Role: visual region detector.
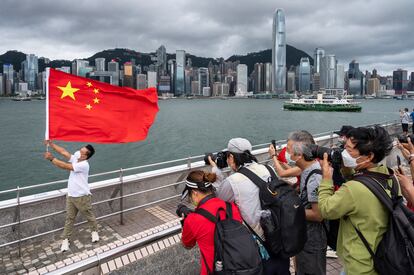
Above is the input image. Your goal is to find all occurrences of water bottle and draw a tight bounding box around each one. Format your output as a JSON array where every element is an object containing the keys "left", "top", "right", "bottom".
[{"left": 215, "top": 260, "right": 223, "bottom": 271}]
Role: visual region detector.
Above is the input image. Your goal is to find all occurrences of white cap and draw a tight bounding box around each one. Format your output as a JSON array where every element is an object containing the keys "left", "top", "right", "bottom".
[{"left": 227, "top": 138, "right": 252, "bottom": 153}]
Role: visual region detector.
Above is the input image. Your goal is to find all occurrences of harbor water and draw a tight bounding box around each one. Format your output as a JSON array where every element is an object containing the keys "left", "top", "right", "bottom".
[{"left": 0, "top": 98, "right": 406, "bottom": 193}]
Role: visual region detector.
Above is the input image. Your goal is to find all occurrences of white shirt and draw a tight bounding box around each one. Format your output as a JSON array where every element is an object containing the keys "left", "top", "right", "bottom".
[
  {"left": 401, "top": 112, "right": 410, "bottom": 124},
  {"left": 213, "top": 162, "right": 276, "bottom": 239},
  {"left": 67, "top": 154, "right": 91, "bottom": 197}
]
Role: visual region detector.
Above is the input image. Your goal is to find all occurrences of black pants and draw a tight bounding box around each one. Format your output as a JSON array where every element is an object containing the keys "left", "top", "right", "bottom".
[{"left": 263, "top": 256, "right": 290, "bottom": 275}]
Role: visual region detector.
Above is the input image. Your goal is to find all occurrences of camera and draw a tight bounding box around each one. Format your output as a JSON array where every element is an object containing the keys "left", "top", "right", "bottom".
[
  {"left": 306, "top": 144, "right": 343, "bottom": 166},
  {"left": 398, "top": 134, "right": 414, "bottom": 144},
  {"left": 204, "top": 151, "right": 228, "bottom": 169},
  {"left": 176, "top": 204, "right": 193, "bottom": 218}
]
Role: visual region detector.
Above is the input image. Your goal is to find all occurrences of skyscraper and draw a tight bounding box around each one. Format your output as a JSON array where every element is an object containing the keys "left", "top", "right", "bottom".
[
  {"left": 298, "top": 58, "right": 311, "bottom": 92},
  {"left": 156, "top": 45, "right": 167, "bottom": 76},
  {"left": 136, "top": 74, "right": 147, "bottom": 90},
  {"left": 108, "top": 60, "right": 119, "bottom": 86},
  {"left": 3, "top": 64, "right": 14, "bottom": 95},
  {"left": 393, "top": 69, "right": 408, "bottom": 95},
  {"left": 336, "top": 64, "right": 345, "bottom": 89},
  {"left": 123, "top": 62, "right": 134, "bottom": 88},
  {"left": 23, "top": 54, "right": 38, "bottom": 91},
  {"left": 147, "top": 71, "right": 157, "bottom": 88},
  {"left": 314, "top": 48, "right": 325, "bottom": 74},
  {"left": 272, "top": 9, "right": 286, "bottom": 94},
  {"left": 95, "top": 58, "right": 105, "bottom": 72},
  {"left": 71, "top": 59, "right": 89, "bottom": 76},
  {"left": 236, "top": 64, "right": 248, "bottom": 96},
  {"left": 287, "top": 71, "right": 296, "bottom": 92},
  {"left": 320, "top": 55, "right": 337, "bottom": 89},
  {"left": 264, "top": 63, "right": 272, "bottom": 92},
  {"left": 175, "top": 50, "right": 186, "bottom": 97},
  {"left": 198, "top": 68, "right": 209, "bottom": 96},
  {"left": 254, "top": 63, "right": 264, "bottom": 93}
]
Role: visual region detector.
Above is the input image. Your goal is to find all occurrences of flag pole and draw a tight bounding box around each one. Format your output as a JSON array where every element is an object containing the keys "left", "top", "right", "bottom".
[{"left": 45, "top": 68, "right": 50, "bottom": 152}]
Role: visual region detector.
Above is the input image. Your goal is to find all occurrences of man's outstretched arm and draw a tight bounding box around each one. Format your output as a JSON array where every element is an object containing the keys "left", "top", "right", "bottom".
[
  {"left": 44, "top": 152, "right": 74, "bottom": 171},
  {"left": 44, "top": 140, "right": 71, "bottom": 160}
]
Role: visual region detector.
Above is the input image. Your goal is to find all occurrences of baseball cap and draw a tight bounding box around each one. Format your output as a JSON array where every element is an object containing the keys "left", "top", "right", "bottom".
[
  {"left": 334, "top": 125, "right": 354, "bottom": 136},
  {"left": 227, "top": 138, "right": 252, "bottom": 153},
  {"left": 181, "top": 179, "right": 213, "bottom": 200}
]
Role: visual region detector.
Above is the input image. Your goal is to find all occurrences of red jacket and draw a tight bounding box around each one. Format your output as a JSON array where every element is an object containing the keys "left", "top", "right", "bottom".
[{"left": 181, "top": 197, "right": 242, "bottom": 275}]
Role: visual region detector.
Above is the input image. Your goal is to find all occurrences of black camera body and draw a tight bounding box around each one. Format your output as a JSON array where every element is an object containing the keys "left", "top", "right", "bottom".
[
  {"left": 306, "top": 144, "right": 343, "bottom": 166},
  {"left": 204, "top": 151, "right": 228, "bottom": 169},
  {"left": 176, "top": 204, "right": 193, "bottom": 218},
  {"left": 398, "top": 134, "right": 414, "bottom": 144}
]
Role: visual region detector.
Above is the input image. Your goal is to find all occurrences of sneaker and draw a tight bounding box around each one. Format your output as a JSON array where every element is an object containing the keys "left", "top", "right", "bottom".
[
  {"left": 61, "top": 239, "right": 69, "bottom": 252},
  {"left": 91, "top": 231, "right": 99, "bottom": 243}
]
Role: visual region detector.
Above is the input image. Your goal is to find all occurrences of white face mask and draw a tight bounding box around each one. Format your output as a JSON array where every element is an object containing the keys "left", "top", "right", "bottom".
[
  {"left": 285, "top": 151, "right": 297, "bottom": 166},
  {"left": 74, "top": 150, "right": 81, "bottom": 159},
  {"left": 341, "top": 150, "right": 362, "bottom": 168}
]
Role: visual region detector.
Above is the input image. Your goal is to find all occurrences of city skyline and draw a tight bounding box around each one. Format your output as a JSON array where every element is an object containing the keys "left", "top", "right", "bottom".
[{"left": 0, "top": 0, "right": 413, "bottom": 76}]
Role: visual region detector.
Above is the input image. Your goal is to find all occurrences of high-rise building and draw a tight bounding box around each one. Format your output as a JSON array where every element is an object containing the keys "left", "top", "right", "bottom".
[
  {"left": 236, "top": 64, "right": 248, "bottom": 96},
  {"left": 367, "top": 78, "right": 380, "bottom": 95},
  {"left": 212, "top": 82, "right": 230, "bottom": 96},
  {"left": 253, "top": 63, "right": 263, "bottom": 93},
  {"left": 95, "top": 58, "right": 105, "bottom": 71},
  {"left": 348, "top": 79, "right": 362, "bottom": 95},
  {"left": 287, "top": 71, "right": 296, "bottom": 92},
  {"left": 123, "top": 62, "right": 134, "bottom": 88},
  {"left": 136, "top": 74, "right": 147, "bottom": 89},
  {"left": 410, "top": 72, "right": 414, "bottom": 91},
  {"left": 298, "top": 58, "right": 311, "bottom": 92},
  {"left": 0, "top": 74, "right": 4, "bottom": 96},
  {"left": 3, "top": 64, "right": 14, "bottom": 95},
  {"left": 23, "top": 54, "right": 38, "bottom": 91},
  {"left": 393, "top": 69, "right": 408, "bottom": 95},
  {"left": 71, "top": 59, "right": 89, "bottom": 76},
  {"left": 56, "top": 67, "right": 71, "bottom": 74},
  {"left": 108, "top": 60, "right": 119, "bottom": 86},
  {"left": 191, "top": 81, "right": 199, "bottom": 95},
  {"left": 320, "top": 55, "right": 336, "bottom": 89},
  {"left": 175, "top": 50, "right": 186, "bottom": 97},
  {"left": 314, "top": 48, "right": 325, "bottom": 74},
  {"left": 198, "top": 68, "right": 209, "bottom": 96},
  {"left": 156, "top": 45, "right": 167, "bottom": 76},
  {"left": 336, "top": 64, "right": 345, "bottom": 89},
  {"left": 158, "top": 75, "right": 171, "bottom": 94},
  {"left": 272, "top": 9, "right": 286, "bottom": 94},
  {"left": 312, "top": 73, "right": 320, "bottom": 92},
  {"left": 348, "top": 60, "right": 361, "bottom": 80},
  {"left": 264, "top": 63, "right": 272, "bottom": 92},
  {"left": 147, "top": 71, "right": 157, "bottom": 88}
]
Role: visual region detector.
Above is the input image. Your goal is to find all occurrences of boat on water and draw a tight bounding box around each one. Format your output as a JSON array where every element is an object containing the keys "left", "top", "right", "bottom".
[
  {"left": 12, "top": 96, "right": 31, "bottom": 101},
  {"left": 283, "top": 93, "right": 362, "bottom": 112}
]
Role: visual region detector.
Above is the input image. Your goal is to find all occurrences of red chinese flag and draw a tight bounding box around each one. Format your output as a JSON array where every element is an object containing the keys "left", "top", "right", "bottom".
[{"left": 46, "top": 68, "right": 159, "bottom": 143}]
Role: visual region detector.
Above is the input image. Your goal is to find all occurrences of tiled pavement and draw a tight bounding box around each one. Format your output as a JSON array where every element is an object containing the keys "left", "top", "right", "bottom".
[{"left": 1, "top": 197, "right": 343, "bottom": 274}]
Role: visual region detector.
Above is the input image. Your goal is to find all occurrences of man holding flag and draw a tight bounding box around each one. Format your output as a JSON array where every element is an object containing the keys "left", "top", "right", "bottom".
[
  {"left": 43, "top": 67, "right": 159, "bottom": 251},
  {"left": 44, "top": 141, "right": 98, "bottom": 252}
]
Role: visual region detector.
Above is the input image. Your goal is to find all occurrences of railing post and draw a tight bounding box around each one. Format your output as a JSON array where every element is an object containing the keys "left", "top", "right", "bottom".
[
  {"left": 119, "top": 169, "right": 124, "bottom": 225},
  {"left": 187, "top": 157, "right": 191, "bottom": 169},
  {"left": 330, "top": 131, "right": 334, "bottom": 148},
  {"left": 16, "top": 186, "right": 22, "bottom": 257}
]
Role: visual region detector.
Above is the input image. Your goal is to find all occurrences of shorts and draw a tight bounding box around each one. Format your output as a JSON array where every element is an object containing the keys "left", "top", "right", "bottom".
[{"left": 402, "top": 123, "right": 409, "bottom": 132}]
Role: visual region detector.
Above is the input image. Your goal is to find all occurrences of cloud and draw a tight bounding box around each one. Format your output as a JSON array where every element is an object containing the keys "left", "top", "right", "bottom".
[{"left": 0, "top": 0, "right": 413, "bottom": 75}]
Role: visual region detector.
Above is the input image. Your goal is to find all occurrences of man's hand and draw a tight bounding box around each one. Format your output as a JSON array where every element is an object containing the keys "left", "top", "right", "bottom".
[
  {"left": 269, "top": 144, "right": 276, "bottom": 158},
  {"left": 320, "top": 153, "right": 333, "bottom": 181},
  {"left": 44, "top": 152, "right": 54, "bottom": 161},
  {"left": 44, "top": 140, "right": 52, "bottom": 146}
]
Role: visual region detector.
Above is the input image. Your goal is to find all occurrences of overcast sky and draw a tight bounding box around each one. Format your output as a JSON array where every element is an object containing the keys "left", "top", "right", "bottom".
[{"left": 1, "top": 0, "right": 412, "bottom": 75}]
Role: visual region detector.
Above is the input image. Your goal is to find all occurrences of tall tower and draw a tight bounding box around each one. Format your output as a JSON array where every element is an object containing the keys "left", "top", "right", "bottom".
[
  {"left": 272, "top": 9, "right": 286, "bottom": 94},
  {"left": 314, "top": 48, "right": 325, "bottom": 74}
]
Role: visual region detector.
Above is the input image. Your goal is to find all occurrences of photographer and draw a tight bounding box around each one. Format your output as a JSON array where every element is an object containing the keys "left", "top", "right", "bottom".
[
  {"left": 178, "top": 170, "right": 243, "bottom": 275},
  {"left": 318, "top": 126, "right": 394, "bottom": 274},
  {"left": 396, "top": 137, "right": 414, "bottom": 207},
  {"left": 209, "top": 138, "right": 290, "bottom": 275}
]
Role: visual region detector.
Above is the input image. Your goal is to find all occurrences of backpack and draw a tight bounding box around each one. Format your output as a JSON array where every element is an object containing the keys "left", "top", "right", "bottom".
[
  {"left": 304, "top": 169, "right": 339, "bottom": 251},
  {"left": 238, "top": 164, "right": 307, "bottom": 257},
  {"left": 196, "top": 202, "right": 263, "bottom": 275},
  {"left": 352, "top": 170, "right": 414, "bottom": 275}
]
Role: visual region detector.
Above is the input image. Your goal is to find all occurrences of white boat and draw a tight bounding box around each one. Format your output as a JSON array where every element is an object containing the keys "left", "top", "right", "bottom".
[{"left": 283, "top": 93, "right": 362, "bottom": 112}]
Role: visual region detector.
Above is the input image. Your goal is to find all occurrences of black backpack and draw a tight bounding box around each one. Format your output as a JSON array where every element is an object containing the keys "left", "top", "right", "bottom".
[
  {"left": 196, "top": 202, "right": 263, "bottom": 275},
  {"left": 304, "top": 169, "right": 339, "bottom": 251},
  {"left": 352, "top": 170, "right": 414, "bottom": 275},
  {"left": 238, "top": 165, "right": 307, "bottom": 257}
]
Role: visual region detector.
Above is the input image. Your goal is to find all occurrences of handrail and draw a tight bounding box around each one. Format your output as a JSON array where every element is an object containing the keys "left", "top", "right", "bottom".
[{"left": 0, "top": 119, "right": 400, "bottom": 196}]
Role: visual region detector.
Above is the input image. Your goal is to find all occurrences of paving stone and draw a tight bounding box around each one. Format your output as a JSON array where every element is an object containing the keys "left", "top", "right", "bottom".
[
  {"left": 114, "top": 258, "right": 123, "bottom": 269},
  {"left": 107, "top": 260, "right": 116, "bottom": 271},
  {"left": 121, "top": 255, "right": 130, "bottom": 265},
  {"left": 127, "top": 252, "right": 136, "bottom": 262},
  {"left": 101, "top": 263, "right": 109, "bottom": 274}
]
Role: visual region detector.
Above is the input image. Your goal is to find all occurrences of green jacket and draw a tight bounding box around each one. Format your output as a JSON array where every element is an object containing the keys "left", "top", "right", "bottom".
[{"left": 318, "top": 165, "right": 392, "bottom": 275}]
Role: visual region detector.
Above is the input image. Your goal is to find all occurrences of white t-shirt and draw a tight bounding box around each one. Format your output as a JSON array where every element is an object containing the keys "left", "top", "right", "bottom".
[{"left": 67, "top": 154, "right": 91, "bottom": 197}]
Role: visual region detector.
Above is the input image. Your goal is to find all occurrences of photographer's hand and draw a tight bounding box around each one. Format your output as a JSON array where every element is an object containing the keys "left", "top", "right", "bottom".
[
  {"left": 208, "top": 156, "right": 217, "bottom": 167},
  {"left": 320, "top": 153, "right": 333, "bottom": 181},
  {"left": 269, "top": 144, "right": 276, "bottom": 158}
]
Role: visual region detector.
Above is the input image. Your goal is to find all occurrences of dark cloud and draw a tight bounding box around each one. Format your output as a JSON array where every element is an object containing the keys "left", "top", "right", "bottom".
[{"left": 0, "top": 0, "right": 412, "bottom": 75}]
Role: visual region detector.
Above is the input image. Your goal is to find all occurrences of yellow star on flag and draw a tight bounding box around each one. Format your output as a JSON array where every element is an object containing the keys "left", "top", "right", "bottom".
[
  {"left": 93, "top": 88, "right": 99, "bottom": 94},
  {"left": 86, "top": 104, "right": 92, "bottom": 110},
  {"left": 93, "top": 98, "right": 100, "bottom": 104},
  {"left": 86, "top": 82, "right": 93, "bottom": 87},
  {"left": 57, "top": 81, "right": 80, "bottom": 100}
]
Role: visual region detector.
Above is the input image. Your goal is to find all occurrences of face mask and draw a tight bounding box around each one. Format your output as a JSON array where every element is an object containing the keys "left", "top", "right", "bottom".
[
  {"left": 341, "top": 150, "right": 362, "bottom": 168},
  {"left": 285, "top": 151, "right": 297, "bottom": 166},
  {"left": 74, "top": 150, "right": 81, "bottom": 159}
]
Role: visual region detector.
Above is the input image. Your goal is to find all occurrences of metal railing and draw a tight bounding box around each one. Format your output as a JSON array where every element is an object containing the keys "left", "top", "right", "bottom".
[{"left": 0, "top": 120, "right": 402, "bottom": 257}]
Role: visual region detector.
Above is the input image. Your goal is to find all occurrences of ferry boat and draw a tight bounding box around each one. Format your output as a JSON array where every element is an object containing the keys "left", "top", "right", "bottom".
[{"left": 283, "top": 93, "right": 362, "bottom": 112}]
